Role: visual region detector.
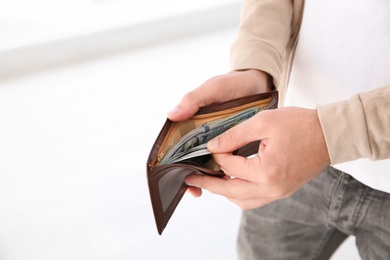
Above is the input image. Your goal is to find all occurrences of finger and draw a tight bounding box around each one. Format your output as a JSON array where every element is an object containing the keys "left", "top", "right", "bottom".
[
  {"left": 186, "top": 174, "right": 232, "bottom": 198},
  {"left": 167, "top": 83, "right": 226, "bottom": 122},
  {"left": 213, "top": 153, "right": 262, "bottom": 183},
  {"left": 186, "top": 186, "right": 202, "bottom": 197},
  {"left": 207, "top": 113, "right": 265, "bottom": 153},
  {"left": 185, "top": 174, "right": 261, "bottom": 200}
]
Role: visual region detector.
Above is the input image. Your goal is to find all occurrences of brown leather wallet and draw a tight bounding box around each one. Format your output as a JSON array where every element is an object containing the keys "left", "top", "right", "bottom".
[{"left": 147, "top": 91, "right": 278, "bottom": 234}]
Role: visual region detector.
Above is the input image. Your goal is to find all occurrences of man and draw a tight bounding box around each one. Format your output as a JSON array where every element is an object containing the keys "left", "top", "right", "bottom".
[{"left": 168, "top": 0, "right": 390, "bottom": 258}]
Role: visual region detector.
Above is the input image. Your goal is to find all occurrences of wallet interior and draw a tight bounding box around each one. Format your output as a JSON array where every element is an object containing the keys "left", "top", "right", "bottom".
[{"left": 151, "top": 95, "right": 274, "bottom": 170}]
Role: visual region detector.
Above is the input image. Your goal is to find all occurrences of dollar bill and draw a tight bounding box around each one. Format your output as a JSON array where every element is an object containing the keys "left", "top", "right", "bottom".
[
  {"left": 162, "top": 143, "right": 210, "bottom": 164},
  {"left": 160, "top": 107, "right": 259, "bottom": 165}
]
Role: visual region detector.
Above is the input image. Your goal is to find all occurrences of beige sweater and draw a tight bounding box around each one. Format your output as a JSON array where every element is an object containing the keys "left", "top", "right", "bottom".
[{"left": 230, "top": 0, "right": 390, "bottom": 165}]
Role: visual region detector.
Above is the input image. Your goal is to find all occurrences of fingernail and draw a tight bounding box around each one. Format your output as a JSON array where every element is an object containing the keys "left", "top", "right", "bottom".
[
  {"left": 207, "top": 137, "right": 219, "bottom": 151},
  {"left": 185, "top": 181, "right": 195, "bottom": 187},
  {"left": 167, "top": 106, "right": 180, "bottom": 117}
]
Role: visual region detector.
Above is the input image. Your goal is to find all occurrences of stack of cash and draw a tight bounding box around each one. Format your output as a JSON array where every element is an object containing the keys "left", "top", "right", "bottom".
[{"left": 160, "top": 107, "right": 259, "bottom": 165}]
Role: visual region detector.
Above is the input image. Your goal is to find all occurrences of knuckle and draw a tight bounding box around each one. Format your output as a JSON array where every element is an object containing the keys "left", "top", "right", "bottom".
[
  {"left": 181, "top": 91, "right": 196, "bottom": 105},
  {"left": 223, "top": 128, "right": 239, "bottom": 145},
  {"left": 198, "top": 175, "right": 208, "bottom": 188},
  {"left": 205, "top": 75, "right": 224, "bottom": 88}
]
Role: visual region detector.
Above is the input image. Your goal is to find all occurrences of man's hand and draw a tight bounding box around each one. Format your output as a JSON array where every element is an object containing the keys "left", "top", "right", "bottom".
[
  {"left": 184, "top": 107, "right": 331, "bottom": 209},
  {"left": 168, "top": 69, "right": 272, "bottom": 197}
]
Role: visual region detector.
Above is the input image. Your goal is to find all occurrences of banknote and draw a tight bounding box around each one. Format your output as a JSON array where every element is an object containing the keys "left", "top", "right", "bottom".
[
  {"left": 160, "top": 107, "right": 259, "bottom": 165},
  {"left": 162, "top": 143, "right": 210, "bottom": 164}
]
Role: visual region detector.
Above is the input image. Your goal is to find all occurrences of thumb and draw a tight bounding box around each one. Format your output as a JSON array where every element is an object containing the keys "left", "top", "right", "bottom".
[
  {"left": 207, "top": 116, "right": 262, "bottom": 153},
  {"left": 167, "top": 105, "right": 198, "bottom": 122},
  {"left": 167, "top": 85, "right": 221, "bottom": 122}
]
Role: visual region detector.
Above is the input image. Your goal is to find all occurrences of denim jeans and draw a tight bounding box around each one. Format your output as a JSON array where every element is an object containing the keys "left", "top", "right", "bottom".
[{"left": 237, "top": 166, "right": 390, "bottom": 260}]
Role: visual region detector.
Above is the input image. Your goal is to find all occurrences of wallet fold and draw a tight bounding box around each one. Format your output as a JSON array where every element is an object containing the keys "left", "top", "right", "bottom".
[{"left": 147, "top": 91, "right": 278, "bottom": 235}]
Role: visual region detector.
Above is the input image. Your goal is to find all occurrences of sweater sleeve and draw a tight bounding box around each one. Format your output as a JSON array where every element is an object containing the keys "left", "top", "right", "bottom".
[
  {"left": 230, "top": 0, "right": 294, "bottom": 88},
  {"left": 317, "top": 85, "right": 390, "bottom": 164}
]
